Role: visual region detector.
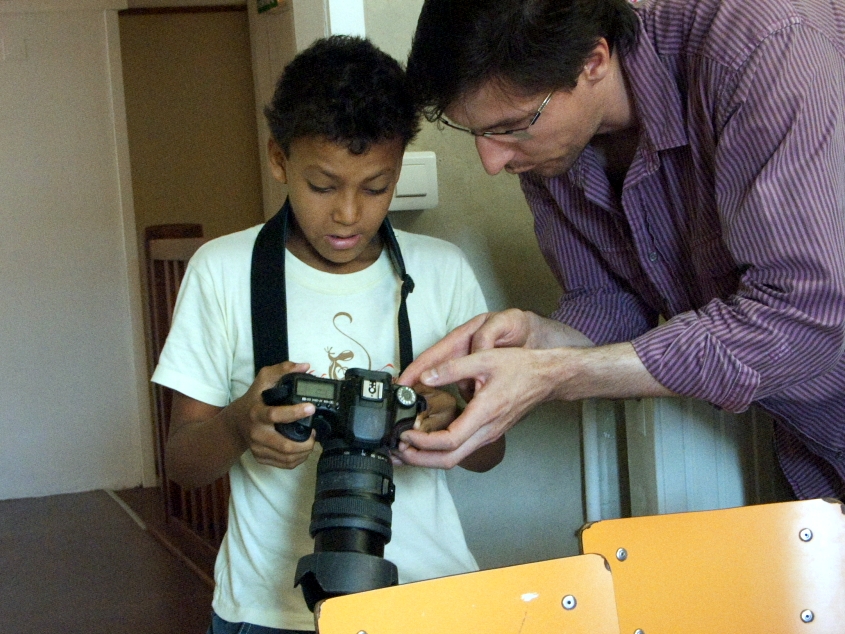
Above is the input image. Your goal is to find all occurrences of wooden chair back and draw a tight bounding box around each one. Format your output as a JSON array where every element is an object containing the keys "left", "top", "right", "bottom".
[{"left": 144, "top": 224, "right": 229, "bottom": 549}]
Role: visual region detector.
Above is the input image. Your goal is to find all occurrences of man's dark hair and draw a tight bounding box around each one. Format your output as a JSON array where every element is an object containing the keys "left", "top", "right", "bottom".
[
  {"left": 406, "top": 0, "right": 640, "bottom": 120},
  {"left": 265, "top": 35, "right": 420, "bottom": 155}
]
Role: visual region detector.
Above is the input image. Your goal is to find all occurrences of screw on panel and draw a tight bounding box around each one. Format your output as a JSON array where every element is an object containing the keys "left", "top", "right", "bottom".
[
  {"left": 562, "top": 595, "right": 577, "bottom": 610},
  {"left": 634, "top": 629, "right": 645, "bottom": 634},
  {"left": 801, "top": 610, "right": 814, "bottom": 623},
  {"left": 616, "top": 548, "right": 628, "bottom": 561},
  {"left": 799, "top": 528, "right": 813, "bottom": 542}
]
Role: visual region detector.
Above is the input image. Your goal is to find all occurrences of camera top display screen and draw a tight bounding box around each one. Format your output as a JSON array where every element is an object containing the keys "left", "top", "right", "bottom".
[{"left": 296, "top": 378, "right": 336, "bottom": 401}]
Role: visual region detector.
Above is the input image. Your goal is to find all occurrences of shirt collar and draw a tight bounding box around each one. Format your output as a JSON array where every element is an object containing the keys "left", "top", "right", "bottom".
[
  {"left": 622, "top": 14, "right": 689, "bottom": 153},
  {"left": 562, "top": 11, "right": 688, "bottom": 190}
]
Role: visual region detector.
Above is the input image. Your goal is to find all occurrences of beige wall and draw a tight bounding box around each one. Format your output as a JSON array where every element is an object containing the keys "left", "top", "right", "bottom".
[
  {"left": 0, "top": 2, "right": 153, "bottom": 499},
  {"left": 120, "top": 8, "right": 264, "bottom": 241},
  {"left": 365, "top": 0, "right": 586, "bottom": 566}
]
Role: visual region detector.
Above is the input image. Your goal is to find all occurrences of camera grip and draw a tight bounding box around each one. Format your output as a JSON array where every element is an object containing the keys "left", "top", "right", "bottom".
[
  {"left": 261, "top": 383, "right": 313, "bottom": 442},
  {"left": 274, "top": 421, "right": 313, "bottom": 442}
]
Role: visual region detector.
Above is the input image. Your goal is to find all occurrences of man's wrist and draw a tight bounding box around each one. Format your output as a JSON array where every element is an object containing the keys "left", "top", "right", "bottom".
[{"left": 543, "top": 342, "right": 672, "bottom": 402}]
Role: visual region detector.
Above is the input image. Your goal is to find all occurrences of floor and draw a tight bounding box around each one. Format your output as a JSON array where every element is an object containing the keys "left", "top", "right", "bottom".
[{"left": 0, "top": 489, "right": 214, "bottom": 634}]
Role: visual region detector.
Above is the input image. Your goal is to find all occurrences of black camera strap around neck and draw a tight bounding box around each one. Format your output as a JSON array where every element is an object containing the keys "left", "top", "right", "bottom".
[{"left": 251, "top": 198, "right": 415, "bottom": 377}]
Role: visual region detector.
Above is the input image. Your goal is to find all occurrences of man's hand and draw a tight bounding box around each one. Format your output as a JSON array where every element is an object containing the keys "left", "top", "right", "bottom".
[
  {"left": 394, "top": 309, "right": 666, "bottom": 469},
  {"left": 395, "top": 383, "right": 507, "bottom": 473},
  {"left": 395, "top": 310, "right": 557, "bottom": 469},
  {"left": 395, "top": 346, "right": 555, "bottom": 468},
  {"left": 398, "top": 310, "right": 538, "bottom": 401}
]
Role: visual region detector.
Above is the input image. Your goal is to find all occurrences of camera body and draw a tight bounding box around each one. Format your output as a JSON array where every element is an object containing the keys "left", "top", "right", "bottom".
[
  {"left": 262, "top": 368, "right": 426, "bottom": 612},
  {"left": 262, "top": 368, "right": 425, "bottom": 448}
]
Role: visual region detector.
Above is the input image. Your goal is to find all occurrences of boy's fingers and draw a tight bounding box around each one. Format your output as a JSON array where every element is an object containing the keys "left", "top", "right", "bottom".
[{"left": 265, "top": 401, "right": 315, "bottom": 424}]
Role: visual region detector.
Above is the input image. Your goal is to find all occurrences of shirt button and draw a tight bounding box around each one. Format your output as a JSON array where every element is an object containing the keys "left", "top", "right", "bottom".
[{"left": 648, "top": 251, "right": 659, "bottom": 262}]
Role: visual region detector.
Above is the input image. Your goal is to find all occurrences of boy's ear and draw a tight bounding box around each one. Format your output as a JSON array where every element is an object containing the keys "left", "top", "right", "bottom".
[{"left": 267, "top": 138, "right": 288, "bottom": 184}]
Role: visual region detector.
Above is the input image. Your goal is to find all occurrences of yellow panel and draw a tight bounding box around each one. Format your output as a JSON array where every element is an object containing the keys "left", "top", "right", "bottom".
[
  {"left": 316, "top": 553, "right": 620, "bottom": 634},
  {"left": 580, "top": 498, "right": 845, "bottom": 634}
]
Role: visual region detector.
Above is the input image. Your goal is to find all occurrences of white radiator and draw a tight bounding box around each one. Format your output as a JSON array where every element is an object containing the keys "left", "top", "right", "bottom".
[{"left": 582, "top": 398, "right": 786, "bottom": 521}]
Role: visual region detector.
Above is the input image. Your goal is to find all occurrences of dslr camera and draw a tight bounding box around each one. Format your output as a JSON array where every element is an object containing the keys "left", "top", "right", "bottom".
[{"left": 262, "top": 367, "right": 426, "bottom": 611}]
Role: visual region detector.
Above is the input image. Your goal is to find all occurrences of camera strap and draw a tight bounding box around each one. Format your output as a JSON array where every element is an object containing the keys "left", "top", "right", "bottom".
[{"left": 251, "top": 198, "right": 415, "bottom": 376}]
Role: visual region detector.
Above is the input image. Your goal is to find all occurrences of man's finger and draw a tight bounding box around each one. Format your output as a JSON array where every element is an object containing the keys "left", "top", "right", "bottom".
[
  {"left": 393, "top": 437, "right": 477, "bottom": 469},
  {"left": 399, "top": 390, "right": 492, "bottom": 451},
  {"left": 394, "top": 446, "right": 462, "bottom": 469},
  {"left": 398, "top": 313, "right": 489, "bottom": 386}
]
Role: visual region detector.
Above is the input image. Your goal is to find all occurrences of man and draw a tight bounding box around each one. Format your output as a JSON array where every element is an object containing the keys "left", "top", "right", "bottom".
[{"left": 395, "top": 0, "right": 845, "bottom": 501}]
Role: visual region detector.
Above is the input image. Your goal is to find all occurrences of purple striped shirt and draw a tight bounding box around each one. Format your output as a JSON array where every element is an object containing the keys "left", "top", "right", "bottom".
[{"left": 520, "top": 0, "right": 845, "bottom": 499}]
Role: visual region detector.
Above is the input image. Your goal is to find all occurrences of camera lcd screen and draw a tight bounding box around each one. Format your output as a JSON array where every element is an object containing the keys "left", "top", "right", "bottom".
[{"left": 296, "top": 379, "right": 336, "bottom": 400}]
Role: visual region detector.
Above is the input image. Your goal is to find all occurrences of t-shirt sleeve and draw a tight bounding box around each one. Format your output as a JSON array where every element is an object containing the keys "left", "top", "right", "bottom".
[
  {"left": 151, "top": 250, "right": 233, "bottom": 408},
  {"left": 447, "top": 249, "right": 489, "bottom": 331}
]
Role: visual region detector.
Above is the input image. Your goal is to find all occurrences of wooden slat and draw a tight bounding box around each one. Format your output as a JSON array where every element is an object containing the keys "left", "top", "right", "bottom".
[
  {"left": 148, "top": 237, "right": 208, "bottom": 261},
  {"left": 144, "top": 224, "right": 229, "bottom": 551}
]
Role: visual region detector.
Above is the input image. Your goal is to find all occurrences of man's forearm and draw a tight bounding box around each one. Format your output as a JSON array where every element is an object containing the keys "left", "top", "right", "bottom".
[{"left": 541, "top": 341, "right": 675, "bottom": 402}]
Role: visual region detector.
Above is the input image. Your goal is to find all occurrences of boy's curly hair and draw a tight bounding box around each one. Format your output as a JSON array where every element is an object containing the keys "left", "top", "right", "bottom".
[{"left": 265, "top": 35, "right": 420, "bottom": 155}]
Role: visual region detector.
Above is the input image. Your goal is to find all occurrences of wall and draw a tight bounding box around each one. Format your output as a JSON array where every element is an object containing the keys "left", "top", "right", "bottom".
[
  {"left": 0, "top": 1, "right": 152, "bottom": 499},
  {"left": 363, "top": 0, "right": 586, "bottom": 567}
]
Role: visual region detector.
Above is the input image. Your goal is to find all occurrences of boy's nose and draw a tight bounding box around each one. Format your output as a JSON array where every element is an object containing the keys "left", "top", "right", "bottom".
[
  {"left": 332, "top": 195, "right": 361, "bottom": 225},
  {"left": 475, "top": 136, "right": 516, "bottom": 176}
]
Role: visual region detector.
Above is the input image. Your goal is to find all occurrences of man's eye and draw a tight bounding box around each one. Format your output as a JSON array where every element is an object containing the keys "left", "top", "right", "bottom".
[{"left": 308, "top": 183, "right": 333, "bottom": 193}]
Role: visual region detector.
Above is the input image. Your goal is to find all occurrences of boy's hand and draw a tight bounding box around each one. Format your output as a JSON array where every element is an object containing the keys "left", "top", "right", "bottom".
[
  {"left": 239, "top": 361, "right": 317, "bottom": 470},
  {"left": 410, "top": 384, "right": 459, "bottom": 433}
]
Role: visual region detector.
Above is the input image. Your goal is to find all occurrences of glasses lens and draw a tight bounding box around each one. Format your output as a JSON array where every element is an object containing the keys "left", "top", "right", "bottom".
[{"left": 439, "top": 92, "right": 552, "bottom": 140}]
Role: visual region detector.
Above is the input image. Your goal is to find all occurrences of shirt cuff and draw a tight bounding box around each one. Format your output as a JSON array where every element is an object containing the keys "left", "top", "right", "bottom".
[
  {"left": 632, "top": 312, "right": 761, "bottom": 412},
  {"left": 551, "top": 290, "right": 656, "bottom": 345}
]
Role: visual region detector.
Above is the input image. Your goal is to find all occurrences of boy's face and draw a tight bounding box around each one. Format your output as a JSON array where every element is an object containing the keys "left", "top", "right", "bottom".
[{"left": 268, "top": 135, "right": 404, "bottom": 274}]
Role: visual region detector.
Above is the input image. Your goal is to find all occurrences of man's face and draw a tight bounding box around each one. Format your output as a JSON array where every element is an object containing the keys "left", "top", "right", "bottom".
[
  {"left": 268, "top": 135, "right": 404, "bottom": 274},
  {"left": 442, "top": 72, "right": 608, "bottom": 178}
]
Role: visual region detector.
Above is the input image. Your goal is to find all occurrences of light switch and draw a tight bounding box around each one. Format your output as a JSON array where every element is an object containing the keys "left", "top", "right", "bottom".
[
  {"left": 390, "top": 151, "right": 438, "bottom": 211},
  {"left": 395, "top": 164, "right": 427, "bottom": 198}
]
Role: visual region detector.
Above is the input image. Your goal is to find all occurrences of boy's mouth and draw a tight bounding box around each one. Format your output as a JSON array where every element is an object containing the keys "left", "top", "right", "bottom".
[{"left": 326, "top": 234, "right": 362, "bottom": 250}]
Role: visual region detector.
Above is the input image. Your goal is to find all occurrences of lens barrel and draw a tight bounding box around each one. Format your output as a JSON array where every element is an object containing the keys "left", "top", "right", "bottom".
[{"left": 294, "top": 440, "right": 399, "bottom": 611}]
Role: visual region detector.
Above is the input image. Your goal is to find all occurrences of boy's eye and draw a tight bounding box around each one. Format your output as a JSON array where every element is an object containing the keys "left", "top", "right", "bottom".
[
  {"left": 365, "top": 186, "right": 390, "bottom": 196},
  {"left": 307, "top": 182, "right": 333, "bottom": 193}
]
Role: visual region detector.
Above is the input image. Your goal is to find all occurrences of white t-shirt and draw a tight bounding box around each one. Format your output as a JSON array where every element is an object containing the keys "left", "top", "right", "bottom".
[{"left": 152, "top": 224, "right": 488, "bottom": 630}]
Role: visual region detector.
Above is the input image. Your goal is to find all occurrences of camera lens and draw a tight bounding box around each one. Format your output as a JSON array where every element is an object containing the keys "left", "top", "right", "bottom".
[
  {"left": 310, "top": 443, "right": 395, "bottom": 555},
  {"left": 293, "top": 439, "right": 399, "bottom": 611}
]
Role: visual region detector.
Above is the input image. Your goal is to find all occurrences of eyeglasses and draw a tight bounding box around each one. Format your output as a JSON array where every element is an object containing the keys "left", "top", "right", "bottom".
[{"left": 439, "top": 91, "right": 554, "bottom": 141}]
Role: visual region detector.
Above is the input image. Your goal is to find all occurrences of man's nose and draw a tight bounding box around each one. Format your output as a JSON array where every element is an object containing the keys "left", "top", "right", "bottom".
[{"left": 475, "top": 136, "right": 516, "bottom": 176}]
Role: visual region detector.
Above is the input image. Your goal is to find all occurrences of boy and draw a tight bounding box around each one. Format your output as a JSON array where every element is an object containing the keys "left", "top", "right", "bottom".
[{"left": 152, "top": 36, "right": 504, "bottom": 634}]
